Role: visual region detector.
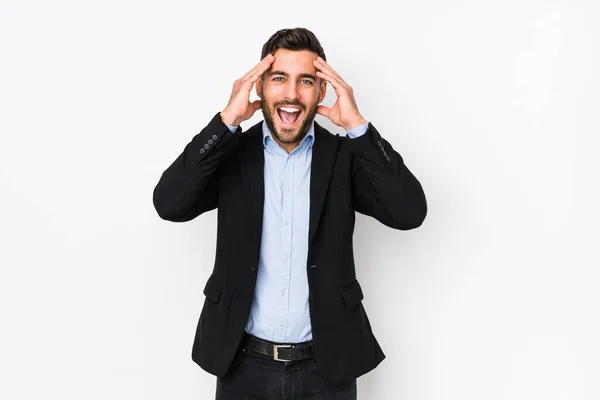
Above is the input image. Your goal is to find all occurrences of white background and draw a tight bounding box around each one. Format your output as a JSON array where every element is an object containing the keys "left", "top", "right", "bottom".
[{"left": 1, "top": 0, "right": 598, "bottom": 399}]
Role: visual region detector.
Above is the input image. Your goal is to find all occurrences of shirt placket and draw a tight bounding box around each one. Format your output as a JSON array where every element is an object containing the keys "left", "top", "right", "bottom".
[{"left": 276, "top": 152, "right": 294, "bottom": 342}]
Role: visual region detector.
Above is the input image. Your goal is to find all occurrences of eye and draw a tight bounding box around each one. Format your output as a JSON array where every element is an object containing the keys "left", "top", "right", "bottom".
[
  {"left": 273, "top": 76, "right": 285, "bottom": 82},
  {"left": 301, "top": 79, "right": 313, "bottom": 85}
]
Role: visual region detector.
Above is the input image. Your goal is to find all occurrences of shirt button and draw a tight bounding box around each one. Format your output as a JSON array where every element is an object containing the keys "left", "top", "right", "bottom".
[
  {"left": 284, "top": 220, "right": 289, "bottom": 226},
  {"left": 285, "top": 185, "right": 290, "bottom": 192},
  {"left": 283, "top": 255, "right": 288, "bottom": 261},
  {"left": 279, "top": 326, "right": 283, "bottom": 331},
  {"left": 281, "top": 289, "right": 286, "bottom": 296}
]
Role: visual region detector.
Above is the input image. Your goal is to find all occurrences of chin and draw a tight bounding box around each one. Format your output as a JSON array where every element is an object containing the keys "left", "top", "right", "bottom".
[{"left": 276, "top": 123, "right": 305, "bottom": 143}]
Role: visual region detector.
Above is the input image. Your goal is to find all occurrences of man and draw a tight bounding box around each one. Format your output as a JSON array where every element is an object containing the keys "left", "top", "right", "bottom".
[{"left": 153, "top": 27, "right": 427, "bottom": 399}]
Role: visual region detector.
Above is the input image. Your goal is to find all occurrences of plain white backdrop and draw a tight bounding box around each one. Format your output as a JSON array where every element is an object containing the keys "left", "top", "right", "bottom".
[{"left": 1, "top": 0, "right": 598, "bottom": 399}]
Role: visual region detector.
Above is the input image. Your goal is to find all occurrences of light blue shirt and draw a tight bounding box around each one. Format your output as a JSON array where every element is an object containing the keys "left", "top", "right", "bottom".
[{"left": 225, "top": 117, "right": 368, "bottom": 343}]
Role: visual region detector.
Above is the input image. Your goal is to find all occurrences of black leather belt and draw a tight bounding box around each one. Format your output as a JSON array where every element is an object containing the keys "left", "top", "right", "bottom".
[{"left": 240, "top": 332, "right": 314, "bottom": 362}]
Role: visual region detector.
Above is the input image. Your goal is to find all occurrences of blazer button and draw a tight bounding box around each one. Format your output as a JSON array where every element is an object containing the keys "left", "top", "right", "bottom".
[
  {"left": 251, "top": 265, "right": 257, "bottom": 273},
  {"left": 212, "top": 134, "right": 218, "bottom": 140}
]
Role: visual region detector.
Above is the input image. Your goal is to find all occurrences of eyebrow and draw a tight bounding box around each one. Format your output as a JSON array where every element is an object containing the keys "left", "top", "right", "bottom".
[{"left": 269, "top": 70, "right": 317, "bottom": 81}]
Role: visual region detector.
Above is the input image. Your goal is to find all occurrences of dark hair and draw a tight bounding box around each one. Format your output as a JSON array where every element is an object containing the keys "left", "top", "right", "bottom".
[{"left": 260, "top": 27, "right": 326, "bottom": 61}]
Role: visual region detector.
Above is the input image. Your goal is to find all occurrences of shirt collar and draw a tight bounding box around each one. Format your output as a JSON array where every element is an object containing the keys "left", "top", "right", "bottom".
[{"left": 262, "top": 119, "right": 315, "bottom": 151}]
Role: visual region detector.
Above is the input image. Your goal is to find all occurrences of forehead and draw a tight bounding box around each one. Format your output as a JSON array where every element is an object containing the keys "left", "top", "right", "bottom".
[{"left": 269, "top": 48, "right": 318, "bottom": 74}]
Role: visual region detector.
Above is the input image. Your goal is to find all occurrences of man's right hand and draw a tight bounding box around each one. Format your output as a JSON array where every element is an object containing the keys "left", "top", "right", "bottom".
[{"left": 220, "top": 54, "right": 274, "bottom": 127}]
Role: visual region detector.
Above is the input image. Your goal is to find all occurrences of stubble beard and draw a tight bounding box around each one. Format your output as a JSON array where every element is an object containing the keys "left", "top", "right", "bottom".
[{"left": 262, "top": 99, "right": 318, "bottom": 146}]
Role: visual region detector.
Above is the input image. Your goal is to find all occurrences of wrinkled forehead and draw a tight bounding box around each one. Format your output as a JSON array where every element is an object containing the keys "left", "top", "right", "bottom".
[{"left": 267, "top": 48, "right": 319, "bottom": 76}]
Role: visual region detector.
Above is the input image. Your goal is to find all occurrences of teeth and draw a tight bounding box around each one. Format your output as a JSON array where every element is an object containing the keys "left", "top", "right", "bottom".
[{"left": 279, "top": 107, "right": 300, "bottom": 113}]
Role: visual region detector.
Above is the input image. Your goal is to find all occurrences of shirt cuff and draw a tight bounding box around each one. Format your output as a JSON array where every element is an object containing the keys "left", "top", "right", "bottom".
[
  {"left": 346, "top": 122, "right": 369, "bottom": 138},
  {"left": 225, "top": 123, "right": 238, "bottom": 133}
]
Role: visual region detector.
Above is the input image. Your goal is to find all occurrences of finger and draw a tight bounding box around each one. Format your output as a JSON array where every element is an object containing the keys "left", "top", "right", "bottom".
[
  {"left": 314, "top": 57, "right": 347, "bottom": 85},
  {"left": 241, "top": 100, "right": 262, "bottom": 121},
  {"left": 238, "top": 58, "right": 274, "bottom": 92},
  {"left": 248, "top": 58, "right": 274, "bottom": 83},
  {"left": 242, "top": 54, "right": 274, "bottom": 82},
  {"left": 250, "top": 99, "right": 262, "bottom": 112},
  {"left": 240, "top": 58, "right": 274, "bottom": 92},
  {"left": 315, "top": 70, "right": 347, "bottom": 95},
  {"left": 316, "top": 105, "right": 331, "bottom": 118},
  {"left": 242, "top": 54, "right": 272, "bottom": 79}
]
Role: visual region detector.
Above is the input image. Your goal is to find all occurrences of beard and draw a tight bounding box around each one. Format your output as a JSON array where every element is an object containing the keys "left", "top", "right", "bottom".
[{"left": 261, "top": 98, "right": 318, "bottom": 146}]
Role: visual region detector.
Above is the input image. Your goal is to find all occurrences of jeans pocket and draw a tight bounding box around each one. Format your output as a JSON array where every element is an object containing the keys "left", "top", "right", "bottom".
[{"left": 233, "top": 349, "right": 247, "bottom": 368}]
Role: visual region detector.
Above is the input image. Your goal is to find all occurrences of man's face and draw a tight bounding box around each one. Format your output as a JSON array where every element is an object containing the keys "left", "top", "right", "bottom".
[{"left": 256, "top": 49, "right": 326, "bottom": 148}]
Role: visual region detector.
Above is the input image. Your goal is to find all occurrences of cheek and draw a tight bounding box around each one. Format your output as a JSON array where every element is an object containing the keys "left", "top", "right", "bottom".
[
  {"left": 302, "top": 89, "right": 320, "bottom": 105},
  {"left": 262, "top": 87, "right": 281, "bottom": 105}
]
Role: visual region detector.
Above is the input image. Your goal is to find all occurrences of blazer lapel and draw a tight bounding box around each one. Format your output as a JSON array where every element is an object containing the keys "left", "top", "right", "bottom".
[
  {"left": 238, "top": 120, "right": 339, "bottom": 248},
  {"left": 309, "top": 122, "right": 339, "bottom": 245},
  {"left": 239, "top": 122, "right": 265, "bottom": 241}
]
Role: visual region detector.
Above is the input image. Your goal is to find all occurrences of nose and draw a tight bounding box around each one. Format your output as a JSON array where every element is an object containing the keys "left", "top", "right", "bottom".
[{"left": 284, "top": 81, "right": 300, "bottom": 100}]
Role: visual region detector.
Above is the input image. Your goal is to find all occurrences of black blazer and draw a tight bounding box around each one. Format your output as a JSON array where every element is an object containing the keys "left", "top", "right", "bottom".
[{"left": 153, "top": 112, "right": 427, "bottom": 385}]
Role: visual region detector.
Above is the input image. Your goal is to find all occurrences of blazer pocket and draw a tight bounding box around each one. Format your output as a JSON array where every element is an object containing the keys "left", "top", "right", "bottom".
[
  {"left": 203, "top": 274, "right": 223, "bottom": 303},
  {"left": 341, "top": 279, "right": 364, "bottom": 308}
]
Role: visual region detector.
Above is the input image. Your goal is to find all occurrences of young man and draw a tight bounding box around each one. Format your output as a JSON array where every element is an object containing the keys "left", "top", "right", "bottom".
[{"left": 153, "top": 27, "right": 427, "bottom": 399}]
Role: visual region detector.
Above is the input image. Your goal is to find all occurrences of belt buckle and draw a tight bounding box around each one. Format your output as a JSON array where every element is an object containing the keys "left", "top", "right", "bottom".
[{"left": 273, "top": 344, "right": 292, "bottom": 362}]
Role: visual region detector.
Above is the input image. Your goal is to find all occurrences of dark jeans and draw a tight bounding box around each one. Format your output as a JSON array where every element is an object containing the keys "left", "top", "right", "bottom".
[{"left": 216, "top": 345, "right": 357, "bottom": 399}]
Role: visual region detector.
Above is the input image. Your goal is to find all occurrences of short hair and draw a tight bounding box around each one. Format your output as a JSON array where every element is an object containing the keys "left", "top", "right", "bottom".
[{"left": 260, "top": 27, "right": 326, "bottom": 61}]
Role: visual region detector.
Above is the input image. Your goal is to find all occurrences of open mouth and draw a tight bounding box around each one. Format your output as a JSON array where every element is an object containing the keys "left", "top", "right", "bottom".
[{"left": 276, "top": 105, "right": 303, "bottom": 128}]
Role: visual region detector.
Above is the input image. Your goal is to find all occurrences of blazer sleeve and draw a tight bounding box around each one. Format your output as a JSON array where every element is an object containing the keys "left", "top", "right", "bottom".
[
  {"left": 349, "top": 122, "right": 427, "bottom": 230},
  {"left": 152, "top": 112, "right": 241, "bottom": 222}
]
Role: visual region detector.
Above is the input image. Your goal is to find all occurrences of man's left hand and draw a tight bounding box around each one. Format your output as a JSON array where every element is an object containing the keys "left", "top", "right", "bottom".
[{"left": 314, "top": 57, "right": 367, "bottom": 130}]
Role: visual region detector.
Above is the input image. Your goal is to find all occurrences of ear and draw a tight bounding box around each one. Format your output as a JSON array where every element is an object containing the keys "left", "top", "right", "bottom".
[
  {"left": 255, "top": 77, "right": 263, "bottom": 98},
  {"left": 318, "top": 79, "right": 327, "bottom": 103}
]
